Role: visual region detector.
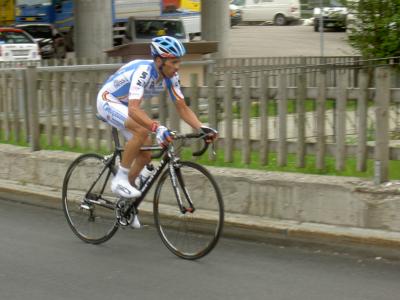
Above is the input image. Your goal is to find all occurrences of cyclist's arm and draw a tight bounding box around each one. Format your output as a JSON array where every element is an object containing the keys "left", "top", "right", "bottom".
[
  {"left": 128, "top": 100, "right": 155, "bottom": 131},
  {"left": 167, "top": 75, "right": 202, "bottom": 129}
]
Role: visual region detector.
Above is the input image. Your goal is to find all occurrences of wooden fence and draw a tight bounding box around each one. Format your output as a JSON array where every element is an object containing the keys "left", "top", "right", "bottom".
[
  {"left": 0, "top": 58, "right": 399, "bottom": 183},
  {"left": 215, "top": 56, "right": 363, "bottom": 87}
]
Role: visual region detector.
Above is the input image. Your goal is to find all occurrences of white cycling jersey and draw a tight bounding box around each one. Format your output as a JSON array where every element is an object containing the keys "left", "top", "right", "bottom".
[
  {"left": 102, "top": 59, "right": 184, "bottom": 104},
  {"left": 97, "top": 59, "right": 184, "bottom": 140}
]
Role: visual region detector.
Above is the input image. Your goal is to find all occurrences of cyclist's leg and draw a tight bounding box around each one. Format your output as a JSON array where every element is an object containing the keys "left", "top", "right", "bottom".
[
  {"left": 123, "top": 117, "right": 151, "bottom": 183},
  {"left": 96, "top": 91, "right": 132, "bottom": 141},
  {"left": 128, "top": 136, "right": 152, "bottom": 186},
  {"left": 97, "top": 92, "right": 141, "bottom": 198}
]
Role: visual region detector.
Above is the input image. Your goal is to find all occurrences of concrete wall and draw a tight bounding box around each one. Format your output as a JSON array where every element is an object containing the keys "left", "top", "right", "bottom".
[{"left": 1, "top": 144, "right": 400, "bottom": 232}]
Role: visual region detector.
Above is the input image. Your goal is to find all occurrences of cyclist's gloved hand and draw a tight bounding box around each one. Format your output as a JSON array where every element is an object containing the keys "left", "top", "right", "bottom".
[
  {"left": 155, "top": 125, "right": 173, "bottom": 148},
  {"left": 200, "top": 126, "right": 218, "bottom": 143}
]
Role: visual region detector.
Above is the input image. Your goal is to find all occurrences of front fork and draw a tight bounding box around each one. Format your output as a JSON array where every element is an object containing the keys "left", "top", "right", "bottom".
[{"left": 168, "top": 160, "right": 195, "bottom": 214}]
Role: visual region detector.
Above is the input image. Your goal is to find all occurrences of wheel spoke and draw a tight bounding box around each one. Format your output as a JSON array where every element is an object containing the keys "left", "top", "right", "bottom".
[{"left": 154, "top": 161, "right": 224, "bottom": 259}]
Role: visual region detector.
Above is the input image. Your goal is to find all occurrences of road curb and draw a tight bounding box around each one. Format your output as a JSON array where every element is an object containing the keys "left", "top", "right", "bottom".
[{"left": 1, "top": 178, "right": 399, "bottom": 259}]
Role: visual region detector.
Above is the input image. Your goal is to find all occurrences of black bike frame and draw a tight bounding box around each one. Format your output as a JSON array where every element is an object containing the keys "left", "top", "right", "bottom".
[
  {"left": 131, "top": 152, "right": 170, "bottom": 210},
  {"left": 88, "top": 127, "right": 207, "bottom": 217}
]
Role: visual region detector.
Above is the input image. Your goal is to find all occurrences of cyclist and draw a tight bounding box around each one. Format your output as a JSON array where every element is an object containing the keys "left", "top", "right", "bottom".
[{"left": 97, "top": 36, "right": 217, "bottom": 199}]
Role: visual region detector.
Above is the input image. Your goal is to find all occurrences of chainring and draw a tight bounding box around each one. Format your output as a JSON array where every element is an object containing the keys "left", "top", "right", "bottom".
[{"left": 115, "top": 198, "right": 134, "bottom": 226}]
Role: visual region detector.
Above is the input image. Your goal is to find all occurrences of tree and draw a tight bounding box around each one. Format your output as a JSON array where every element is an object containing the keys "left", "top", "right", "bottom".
[{"left": 344, "top": 0, "right": 400, "bottom": 59}]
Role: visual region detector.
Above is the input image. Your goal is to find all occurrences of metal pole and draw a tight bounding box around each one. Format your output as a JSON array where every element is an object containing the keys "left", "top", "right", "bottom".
[{"left": 319, "top": 0, "right": 324, "bottom": 57}]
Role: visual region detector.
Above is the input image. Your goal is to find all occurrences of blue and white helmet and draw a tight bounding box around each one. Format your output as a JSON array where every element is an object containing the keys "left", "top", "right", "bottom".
[{"left": 150, "top": 36, "right": 186, "bottom": 58}]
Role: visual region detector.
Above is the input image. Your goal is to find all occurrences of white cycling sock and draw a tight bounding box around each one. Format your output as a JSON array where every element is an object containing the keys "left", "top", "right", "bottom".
[{"left": 116, "top": 166, "right": 130, "bottom": 179}]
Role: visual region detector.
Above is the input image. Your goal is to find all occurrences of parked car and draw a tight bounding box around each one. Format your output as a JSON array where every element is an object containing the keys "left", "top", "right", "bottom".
[
  {"left": 0, "top": 27, "right": 41, "bottom": 62},
  {"left": 231, "top": 0, "right": 300, "bottom": 25},
  {"left": 312, "top": 0, "right": 348, "bottom": 32},
  {"left": 15, "top": 23, "right": 67, "bottom": 59}
]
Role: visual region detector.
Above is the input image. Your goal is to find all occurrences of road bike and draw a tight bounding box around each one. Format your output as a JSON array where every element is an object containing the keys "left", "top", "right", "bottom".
[{"left": 62, "top": 127, "right": 224, "bottom": 260}]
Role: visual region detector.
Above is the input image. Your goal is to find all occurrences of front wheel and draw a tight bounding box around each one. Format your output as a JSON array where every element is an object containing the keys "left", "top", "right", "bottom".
[
  {"left": 62, "top": 153, "right": 119, "bottom": 244},
  {"left": 154, "top": 161, "right": 224, "bottom": 260}
]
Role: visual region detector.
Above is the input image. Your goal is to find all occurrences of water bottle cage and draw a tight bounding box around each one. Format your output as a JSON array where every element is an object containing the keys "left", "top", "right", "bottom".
[{"left": 137, "top": 175, "right": 147, "bottom": 189}]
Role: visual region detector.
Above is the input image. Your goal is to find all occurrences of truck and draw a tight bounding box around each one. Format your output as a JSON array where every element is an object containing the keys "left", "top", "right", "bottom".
[
  {"left": 14, "top": 0, "right": 201, "bottom": 50},
  {"left": 124, "top": 14, "right": 201, "bottom": 44},
  {"left": 0, "top": 0, "right": 15, "bottom": 25},
  {"left": 180, "top": 0, "right": 200, "bottom": 12}
]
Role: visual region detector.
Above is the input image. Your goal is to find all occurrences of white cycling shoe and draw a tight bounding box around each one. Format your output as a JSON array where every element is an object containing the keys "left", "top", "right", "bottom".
[{"left": 111, "top": 176, "right": 142, "bottom": 199}]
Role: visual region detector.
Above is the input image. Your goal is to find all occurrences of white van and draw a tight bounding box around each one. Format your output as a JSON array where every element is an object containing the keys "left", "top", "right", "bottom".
[{"left": 231, "top": 0, "right": 301, "bottom": 25}]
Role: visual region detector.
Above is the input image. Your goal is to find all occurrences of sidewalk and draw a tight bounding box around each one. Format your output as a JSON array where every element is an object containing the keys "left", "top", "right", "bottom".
[{"left": 1, "top": 178, "right": 400, "bottom": 259}]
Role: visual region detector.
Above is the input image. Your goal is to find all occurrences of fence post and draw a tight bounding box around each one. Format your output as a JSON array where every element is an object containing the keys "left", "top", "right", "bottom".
[
  {"left": 43, "top": 71, "right": 52, "bottom": 146},
  {"left": 65, "top": 72, "right": 76, "bottom": 148},
  {"left": 335, "top": 69, "right": 347, "bottom": 171},
  {"left": 277, "top": 71, "right": 287, "bottom": 167},
  {"left": 159, "top": 91, "right": 167, "bottom": 126},
  {"left": 207, "top": 71, "right": 217, "bottom": 160},
  {"left": 16, "top": 69, "right": 27, "bottom": 143},
  {"left": 0, "top": 73, "right": 4, "bottom": 139},
  {"left": 26, "top": 66, "right": 40, "bottom": 151},
  {"left": 357, "top": 69, "right": 369, "bottom": 172},
  {"left": 78, "top": 73, "right": 88, "bottom": 149},
  {"left": 259, "top": 71, "right": 269, "bottom": 166},
  {"left": 296, "top": 67, "right": 306, "bottom": 168},
  {"left": 55, "top": 72, "right": 64, "bottom": 147},
  {"left": 241, "top": 72, "right": 251, "bottom": 164},
  {"left": 89, "top": 71, "right": 100, "bottom": 151},
  {"left": 10, "top": 70, "right": 20, "bottom": 143},
  {"left": 189, "top": 73, "right": 201, "bottom": 154},
  {"left": 316, "top": 64, "right": 327, "bottom": 170},
  {"left": 168, "top": 93, "right": 179, "bottom": 132},
  {"left": 374, "top": 66, "right": 391, "bottom": 184},
  {"left": 2, "top": 72, "right": 10, "bottom": 141},
  {"left": 223, "top": 71, "right": 233, "bottom": 162}
]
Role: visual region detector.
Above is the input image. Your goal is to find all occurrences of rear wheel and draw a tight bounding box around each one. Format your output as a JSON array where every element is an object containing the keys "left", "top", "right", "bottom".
[
  {"left": 62, "top": 153, "right": 119, "bottom": 244},
  {"left": 154, "top": 161, "right": 224, "bottom": 260}
]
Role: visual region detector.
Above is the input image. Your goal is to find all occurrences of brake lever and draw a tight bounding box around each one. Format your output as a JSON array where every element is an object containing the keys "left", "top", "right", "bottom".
[{"left": 170, "top": 131, "right": 177, "bottom": 139}]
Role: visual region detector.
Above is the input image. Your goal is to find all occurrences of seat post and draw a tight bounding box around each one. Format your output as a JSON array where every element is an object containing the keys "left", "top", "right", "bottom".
[{"left": 112, "top": 127, "right": 121, "bottom": 149}]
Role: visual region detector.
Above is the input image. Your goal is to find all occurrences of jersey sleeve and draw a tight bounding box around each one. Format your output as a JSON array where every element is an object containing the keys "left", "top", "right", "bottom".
[
  {"left": 165, "top": 73, "right": 185, "bottom": 102},
  {"left": 128, "top": 64, "right": 152, "bottom": 101}
]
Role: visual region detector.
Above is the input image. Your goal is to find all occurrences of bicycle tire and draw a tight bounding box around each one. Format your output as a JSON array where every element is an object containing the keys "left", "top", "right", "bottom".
[
  {"left": 62, "top": 153, "right": 119, "bottom": 244},
  {"left": 153, "top": 161, "right": 224, "bottom": 260}
]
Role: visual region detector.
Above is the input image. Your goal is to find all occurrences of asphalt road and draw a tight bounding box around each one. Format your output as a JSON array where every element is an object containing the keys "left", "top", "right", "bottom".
[
  {"left": 229, "top": 24, "right": 357, "bottom": 57},
  {"left": 1, "top": 199, "right": 400, "bottom": 300}
]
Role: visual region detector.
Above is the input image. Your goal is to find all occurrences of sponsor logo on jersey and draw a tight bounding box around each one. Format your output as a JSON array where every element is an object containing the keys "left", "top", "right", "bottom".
[{"left": 114, "top": 78, "right": 127, "bottom": 88}]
